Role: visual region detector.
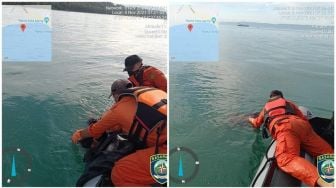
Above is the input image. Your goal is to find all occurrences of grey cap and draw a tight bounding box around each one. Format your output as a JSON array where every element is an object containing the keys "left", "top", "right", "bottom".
[{"left": 108, "top": 79, "right": 133, "bottom": 98}]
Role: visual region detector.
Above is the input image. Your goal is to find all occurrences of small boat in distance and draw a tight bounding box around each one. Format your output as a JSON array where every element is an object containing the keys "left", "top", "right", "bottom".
[{"left": 237, "top": 24, "right": 249, "bottom": 27}]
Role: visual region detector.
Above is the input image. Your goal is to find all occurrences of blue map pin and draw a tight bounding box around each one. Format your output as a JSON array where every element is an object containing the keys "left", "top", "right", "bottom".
[
  {"left": 211, "top": 17, "right": 216, "bottom": 24},
  {"left": 44, "top": 17, "right": 49, "bottom": 24}
]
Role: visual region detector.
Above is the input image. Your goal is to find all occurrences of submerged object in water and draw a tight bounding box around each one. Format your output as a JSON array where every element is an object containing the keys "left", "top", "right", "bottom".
[{"left": 76, "top": 132, "right": 135, "bottom": 187}]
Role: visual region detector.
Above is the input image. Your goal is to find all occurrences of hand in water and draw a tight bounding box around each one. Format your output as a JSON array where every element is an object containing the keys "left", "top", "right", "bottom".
[
  {"left": 248, "top": 112, "right": 259, "bottom": 125},
  {"left": 72, "top": 129, "right": 85, "bottom": 144},
  {"left": 248, "top": 117, "right": 255, "bottom": 125}
]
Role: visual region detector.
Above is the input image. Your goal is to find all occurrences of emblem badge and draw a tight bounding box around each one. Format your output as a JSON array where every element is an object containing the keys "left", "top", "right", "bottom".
[
  {"left": 150, "top": 154, "right": 167, "bottom": 184},
  {"left": 317, "top": 154, "right": 334, "bottom": 184}
]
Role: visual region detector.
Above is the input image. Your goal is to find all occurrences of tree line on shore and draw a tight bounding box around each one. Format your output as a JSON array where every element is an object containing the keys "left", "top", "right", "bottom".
[{"left": 3, "top": 2, "right": 167, "bottom": 19}]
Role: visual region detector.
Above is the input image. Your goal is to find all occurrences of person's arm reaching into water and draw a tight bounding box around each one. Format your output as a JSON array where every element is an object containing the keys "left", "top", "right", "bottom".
[
  {"left": 248, "top": 108, "right": 265, "bottom": 128},
  {"left": 71, "top": 106, "right": 121, "bottom": 144}
]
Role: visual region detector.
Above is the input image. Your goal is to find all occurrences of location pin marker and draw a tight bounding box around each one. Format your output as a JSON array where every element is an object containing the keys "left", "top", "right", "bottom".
[
  {"left": 187, "top": 24, "right": 193, "bottom": 32},
  {"left": 211, "top": 17, "right": 216, "bottom": 24},
  {"left": 20, "top": 24, "right": 26, "bottom": 32},
  {"left": 44, "top": 17, "right": 49, "bottom": 24}
]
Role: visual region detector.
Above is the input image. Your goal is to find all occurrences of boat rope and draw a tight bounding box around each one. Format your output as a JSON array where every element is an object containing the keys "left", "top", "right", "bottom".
[{"left": 251, "top": 139, "right": 276, "bottom": 187}]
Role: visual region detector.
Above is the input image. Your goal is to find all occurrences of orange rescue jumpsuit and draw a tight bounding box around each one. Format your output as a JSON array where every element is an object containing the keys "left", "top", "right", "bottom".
[
  {"left": 87, "top": 96, "right": 167, "bottom": 186},
  {"left": 128, "top": 66, "right": 167, "bottom": 92},
  {"left": 250, "top": 98, "right": 333, "bottom": 186}
]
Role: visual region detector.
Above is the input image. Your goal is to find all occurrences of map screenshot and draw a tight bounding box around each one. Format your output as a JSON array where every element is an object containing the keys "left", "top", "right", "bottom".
[
  {"left": 3, "top": 5, "right": 52, "bottom": 62},
  {"left": 169, "top": 3, "right": 219, "bottom": 62}
]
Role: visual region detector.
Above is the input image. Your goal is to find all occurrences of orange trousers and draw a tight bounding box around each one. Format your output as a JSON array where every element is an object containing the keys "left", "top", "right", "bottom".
[
  {"left": 111, "top": 145, "right": 167, "bottom": 186},
  {"left": 274, "top": 116, "right": 333, "bottom": 186}
]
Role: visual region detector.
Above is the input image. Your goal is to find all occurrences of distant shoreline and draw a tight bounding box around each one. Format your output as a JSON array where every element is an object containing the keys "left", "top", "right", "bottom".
[
  {"left": 220, "top": 21, "right": 334, "bottom": 28},
  {"left": 2, "top": 2, "right": 167, "bottom": 20}
]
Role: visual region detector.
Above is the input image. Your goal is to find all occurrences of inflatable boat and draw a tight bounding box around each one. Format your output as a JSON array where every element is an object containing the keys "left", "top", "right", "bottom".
[{"left": 76, "top": 132, "right": 135, "bottom": 187}]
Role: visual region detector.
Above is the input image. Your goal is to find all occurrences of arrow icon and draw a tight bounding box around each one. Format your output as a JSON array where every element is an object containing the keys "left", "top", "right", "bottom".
[
  {"left": 178, "top": 155, "right": 184, "bottom": 177},
  {"left": 11, "top": 155, "right": 17, "bottom": 177}
]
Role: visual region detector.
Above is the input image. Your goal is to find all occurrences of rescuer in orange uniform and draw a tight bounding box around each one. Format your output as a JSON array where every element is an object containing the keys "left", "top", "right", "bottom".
[
  {"left": 72, "top": 79, "right": 167, "bottom": 186},
  {"left": 248, "top": 90, "right": 333, "bottom": 187},
  {"left": 123, "top": 55, "right": 167, "bottom": 92}
]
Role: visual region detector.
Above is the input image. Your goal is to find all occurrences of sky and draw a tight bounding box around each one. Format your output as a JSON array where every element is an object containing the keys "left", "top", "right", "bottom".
[
  {"left": 218, "top": 2, "right": 334, "bottom": 25},
  {"left": 170, "top": 2, "right": 334, "bottom": 26}
]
